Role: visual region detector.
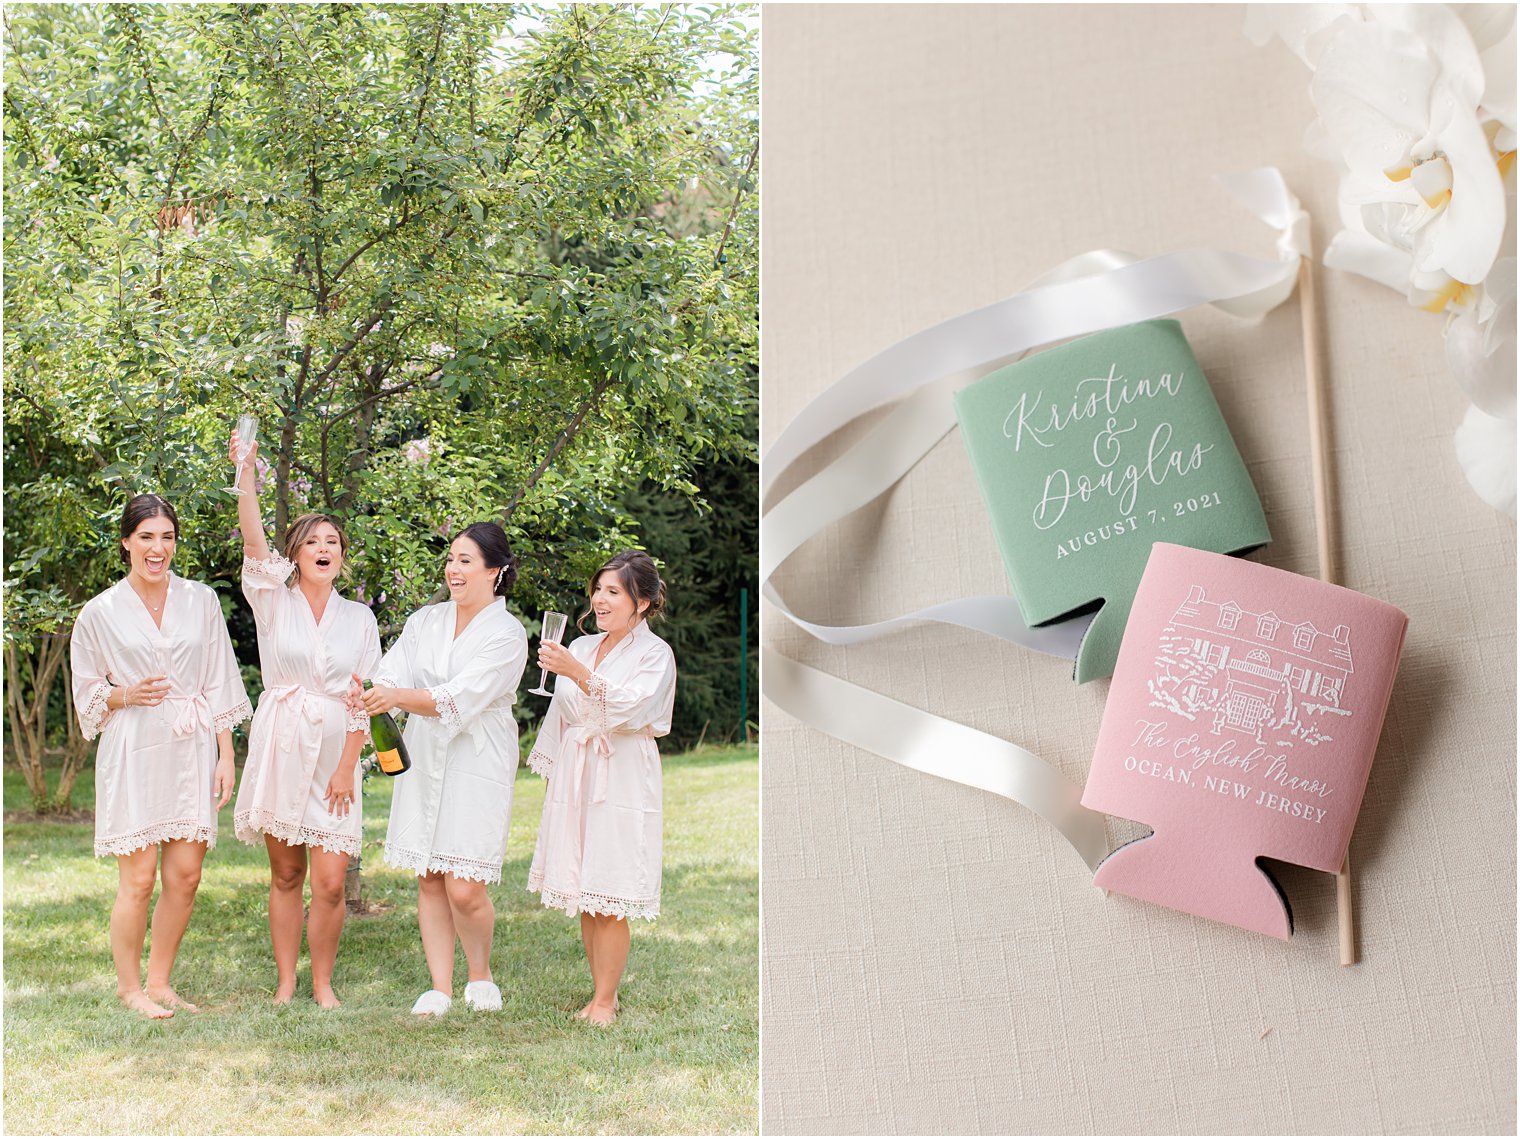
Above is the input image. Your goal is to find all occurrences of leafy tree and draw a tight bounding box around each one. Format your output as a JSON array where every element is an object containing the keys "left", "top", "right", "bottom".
[
  {"left": 3, "top": 3, "right": 757, "bottom": 812},
  {"left": 619, "top": 433, "right": 757, "bottom": 751}
]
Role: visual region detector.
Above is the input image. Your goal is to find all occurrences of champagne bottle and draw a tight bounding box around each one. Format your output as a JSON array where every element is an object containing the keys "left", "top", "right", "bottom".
[{"left": 363, "top": 680, "right": 411, "bottom": 776}]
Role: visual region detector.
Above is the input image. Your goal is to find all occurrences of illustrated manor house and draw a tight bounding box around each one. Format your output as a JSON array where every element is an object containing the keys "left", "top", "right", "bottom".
[{"left": 1151, "top": 585, "right": 1354, "bottom": 746}]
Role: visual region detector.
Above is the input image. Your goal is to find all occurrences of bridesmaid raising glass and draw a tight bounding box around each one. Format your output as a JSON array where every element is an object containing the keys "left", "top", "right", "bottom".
[{"left": 228, "top": 433, "right": 381, "bottom": 1006}]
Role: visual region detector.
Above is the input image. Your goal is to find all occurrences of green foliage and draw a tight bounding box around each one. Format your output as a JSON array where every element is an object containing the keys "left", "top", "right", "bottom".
[
  {"left": 3, "top": 4, "right": 757, "bottom": 773},
  {"left": 620, "top": 435, "right": 757, "bottom": 750}
]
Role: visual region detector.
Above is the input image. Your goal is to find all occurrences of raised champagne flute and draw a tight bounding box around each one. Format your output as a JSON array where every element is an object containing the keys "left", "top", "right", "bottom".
[
  {"left": 224, "top": 413, "right": 259, "bottom": 495},
  {"left": 529, "top": 610, "right": 569, "bottom": 697}
]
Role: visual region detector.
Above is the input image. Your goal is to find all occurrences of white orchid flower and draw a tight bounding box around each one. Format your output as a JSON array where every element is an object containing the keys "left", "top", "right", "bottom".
[
  {"left": 1312, "top": 7, "right": 1507, "bottom": 287},
  {"left": 1250, "top": 3, "right": 1517, "bottom": 516}
]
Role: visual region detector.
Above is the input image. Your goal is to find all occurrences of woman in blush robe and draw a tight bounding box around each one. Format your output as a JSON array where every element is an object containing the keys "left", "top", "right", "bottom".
[
  {"left": 358, "top": 521, "right": 528, "bottom": 1017},
  {"left": 528, "top": 549, "right": 676, "bottom": 1026},
  {"left": 70, "top": 494, "right": 252, "bottom": 1019},
  {"left": 228, "top": 433, "right": 381, "bottom": 1007}
]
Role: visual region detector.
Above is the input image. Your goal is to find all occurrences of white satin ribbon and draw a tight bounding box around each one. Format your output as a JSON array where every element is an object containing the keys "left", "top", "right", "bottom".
[
  {"left": 763, "top": 169, "right": 1309, "bottom": 868},
  {"left": 566, "top": 723, "right": 614, "bottom": 804},
  {"left": 764, "top": 648, "right": 1111, "bottom": 871},
  {"left": 763, "top": 170, "right": 1310, "bottom": 658},
  {"left": 267, "top": 683, "right": 347, "bottom": 720}
]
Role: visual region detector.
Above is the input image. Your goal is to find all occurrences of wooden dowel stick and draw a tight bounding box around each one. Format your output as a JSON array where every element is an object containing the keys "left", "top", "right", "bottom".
[{"left": 1297, "top": 257, "right": 1357, "bottom": 966}]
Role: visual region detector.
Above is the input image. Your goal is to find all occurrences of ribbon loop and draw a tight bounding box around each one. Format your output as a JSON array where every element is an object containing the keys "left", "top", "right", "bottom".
[
  {"left": 566, "top": 724, "right": 615, "bottom": 805},
  {"left": 167, "top": 693, "right": 211, "bottom": 738},
  {"left": 761, "top": 170, "right": 1309, "bottom": 870}
]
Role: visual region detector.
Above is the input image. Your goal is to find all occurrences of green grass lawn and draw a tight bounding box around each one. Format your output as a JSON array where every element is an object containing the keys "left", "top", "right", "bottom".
[{"left": 3, "top": 744, "right": 758, "bottom": 1135}]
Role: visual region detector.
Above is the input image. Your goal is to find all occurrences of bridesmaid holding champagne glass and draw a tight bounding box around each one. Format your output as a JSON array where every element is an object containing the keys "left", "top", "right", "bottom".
[
  {"left": 527, "top": 550, "right": 677, "bottom": 1026},
  {"left": 228, "top": 429, "right": 382, "bottom": 1007}
]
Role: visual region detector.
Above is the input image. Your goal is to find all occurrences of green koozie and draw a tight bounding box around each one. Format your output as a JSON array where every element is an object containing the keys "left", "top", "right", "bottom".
[{"left": 953, "top": 319, "right": 1270, "bottom": 683}]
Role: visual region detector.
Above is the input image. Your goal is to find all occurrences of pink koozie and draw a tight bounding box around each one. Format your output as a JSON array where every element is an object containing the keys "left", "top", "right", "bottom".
[{"left": 1081, "top": 544, "right": 1408, "bottom": 939}]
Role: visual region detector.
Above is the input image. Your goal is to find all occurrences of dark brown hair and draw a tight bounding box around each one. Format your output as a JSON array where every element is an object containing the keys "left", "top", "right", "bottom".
[
  {"left": 577, "top": 550, "right": 667, "bottom": 632},
  {"left": 118, "top": 494, "right": 179, "bottom": 565},
  {"left": 282, "top": 512, "right": 350, "bottom": 586},
  {"left": 454, "top": 521, "right": 518, "bottom": 597}
]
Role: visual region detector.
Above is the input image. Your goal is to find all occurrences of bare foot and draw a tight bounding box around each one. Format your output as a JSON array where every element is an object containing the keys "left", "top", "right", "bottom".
[
  {"left": 273, "top": 978, "right": 297, "bottom": 1005},
  {"left": 146, "top": 986, "right": 199, "bottom": 1013},
  {"left": 312, "top": 984, "right": 341, "bottom": 1009},
  {"left": 120, "top": 990, "right": 174, "bottom": 1019},
  {"left": 585, "top": 1000, "right": 617, "bottom": 1027},
  {"left": 576, "top": 996, "right": 618, "bottom": 1019}
]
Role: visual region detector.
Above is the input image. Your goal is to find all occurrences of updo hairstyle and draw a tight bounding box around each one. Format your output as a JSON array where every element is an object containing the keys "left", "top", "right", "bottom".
[
  {"left": 455, "top": 521, "right": 518, "bottom": 597},
  {"left": 577, "top": 549, "right": 667, "bottom": 632}
]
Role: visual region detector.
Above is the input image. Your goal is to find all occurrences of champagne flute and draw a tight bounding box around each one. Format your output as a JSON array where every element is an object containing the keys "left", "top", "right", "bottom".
[
  {"left": 529, "top": 610, "right": 569, "bottom": 697},
  {"left": 224, "top": 413, "right": 259, "bottom": 495}
]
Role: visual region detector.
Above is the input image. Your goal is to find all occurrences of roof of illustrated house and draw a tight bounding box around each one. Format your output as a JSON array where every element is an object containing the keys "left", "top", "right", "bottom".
[{"left": 1173, "top": 585, "right": 1354, "bottom": 675}]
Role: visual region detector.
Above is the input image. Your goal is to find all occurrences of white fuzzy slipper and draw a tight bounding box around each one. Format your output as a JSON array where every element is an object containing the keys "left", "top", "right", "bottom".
[
  {"left": 463, "top": 980, "right": 502, "bottom": 1011},
  {"left": 411, "top": 989, "right": 452, "bottom": 1016}
]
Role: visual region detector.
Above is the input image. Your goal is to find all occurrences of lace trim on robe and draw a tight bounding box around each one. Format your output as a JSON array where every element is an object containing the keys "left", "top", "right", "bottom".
[
  {"left": 235, "top": 807, "right": 360, "bottom": 857},
  {"left": 384, "top": 843, "right": 501, "bottom": 885},
  {"left": 427, "top": 683, "right": 465, "bottom": 737},
  {"left": 345, "top": 703, "right": 370, "bottom": 737},
  {"left": 95, "top": 819, "right": 216, "bottom": 858},
  {"left": 80, "top": 681, "right": 114, "bottom": 742},
  {"left": 585, "top": 671, "right": 611, "bottom": 731},
  {"left": 214, "top": 698, "right": 254, "bottom": 733},
  {"left": 526, "top": 872, "right": 660, "bottom": 922},
  {"left": 241, "top": 553, "right": 296, "bottom": 582},
  {"left": 525, "top": 745, "right": 556, "bottom": 778}
]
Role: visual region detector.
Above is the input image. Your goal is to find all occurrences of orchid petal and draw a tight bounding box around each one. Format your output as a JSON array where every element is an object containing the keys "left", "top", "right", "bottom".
[
  {"left": 1477, "top": 19, "right": 1517, "bottom": 131},
  {"left": 1409, "top": 155, "right": 1454, "bottom": 206},
  {"left": 1372, "top": 5, "right": 1485, "bottom": 106},
  {"left": 1323, "top": 228, "right": 1416, "bottom": 292},
  {"left": 1414, "top": 88, "right": 1507, "bottom": 281},
  {"left": 1311, "top": 18, "right": 1439, "bottom": 174},
  {"left": 1453, "top": 402, "right": 1517, "bottom": 517},
  {"left": 1451, "top": 4, "right": 1516, "bottom": 55},
  {"left": 1244, "top": 4, "right": 1360, "bottom": 67},
  {"left": 1446, "top": 262, "right": 1517, "bottom": 418},
  {"left": 1408, "top": 270, "right": 1476, "bottom": 312}
]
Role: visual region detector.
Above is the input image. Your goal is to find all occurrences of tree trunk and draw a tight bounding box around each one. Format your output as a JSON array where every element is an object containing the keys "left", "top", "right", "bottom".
[
  {"left": 5, "top": 643, "right": 47, "bottom": 807},
  {"left": 54, "top": 678, "right": 90, "bottom": 810},
  {"left": 5, "top": 635, "right": 76, "bottom": 813},
  {"left": 344, "top": 852, "right": 363, "bottom": 911},
  {"left": 335, "top": 362, "right": 385, "bottom": 512}
]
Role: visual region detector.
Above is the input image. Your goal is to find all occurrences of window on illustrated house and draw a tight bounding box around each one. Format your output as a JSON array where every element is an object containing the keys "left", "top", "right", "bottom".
[
  {"left": 1293, "top": 626, "right": 1313, "bottom": 651},
  {"left": 1257, "top": 615, "right": 1279, "bottom": 639},
  {"left": 1207, "top": 644, "right": 1227, "bottom": 668},
  {"left": 1219, "top": 606, "right": 1239, "bottom": 631},
  {"left": 1313, "top": 675, "right": 1349, "bottom": 702},
  {"left": 1288, "top": 665, "right": 1308, "bottom": 691}
]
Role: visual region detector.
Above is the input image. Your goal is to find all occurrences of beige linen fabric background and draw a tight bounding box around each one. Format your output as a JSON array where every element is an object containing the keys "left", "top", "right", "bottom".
[{"left": 760, "top": 5, "right": 1516, "bottom": 1135}]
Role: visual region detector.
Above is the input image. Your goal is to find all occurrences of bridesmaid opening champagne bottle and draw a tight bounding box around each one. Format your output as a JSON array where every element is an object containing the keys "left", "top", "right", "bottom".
[{"left": 363, "top": 680, "right": 411, "bottom": 775}]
